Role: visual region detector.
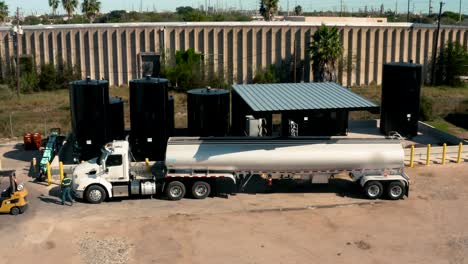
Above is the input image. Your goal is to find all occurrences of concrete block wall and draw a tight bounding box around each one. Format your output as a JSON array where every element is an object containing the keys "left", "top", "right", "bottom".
[{"left": 1, "top": 22, "right": 466, "bottom": 87}]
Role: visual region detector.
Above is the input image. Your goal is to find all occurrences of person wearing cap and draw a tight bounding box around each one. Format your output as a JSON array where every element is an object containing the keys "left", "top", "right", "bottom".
[{"left": 61, "top": 177, "right": 73, "bottom": 206}]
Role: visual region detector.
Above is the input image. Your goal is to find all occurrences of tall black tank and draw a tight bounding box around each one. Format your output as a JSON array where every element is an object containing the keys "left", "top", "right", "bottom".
[
  {"left": 108, "top": 97, "right": 125, "bottom": 140},
  {"left": 129, "top": 77, "right": 169, "bottom": 161},
  {"left": 187, "top": 88, "right": 230, "bottom": 136},
  {"left": 69, "top": 78, "right": 109, "bottom": 159},
  {"left": 380, "top": 62, "right": 422, "bottom": 138},
  {"left": 167, "top": 95, "right": 175, "bottom": 137}
]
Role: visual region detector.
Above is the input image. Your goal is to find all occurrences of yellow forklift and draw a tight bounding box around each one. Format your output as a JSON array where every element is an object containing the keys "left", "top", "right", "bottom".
[{"left": 0, "top": 170, "right": 28, "bottom": 215}]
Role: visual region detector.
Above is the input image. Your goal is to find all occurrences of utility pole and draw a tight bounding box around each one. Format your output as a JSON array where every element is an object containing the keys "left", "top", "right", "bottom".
[
  {"left": 340, "top": 0, "right": 343, "bottom": 16},
  {"left": 395, "top": 0, "right": 398, "bottom": 15},
  {"left": 407, "top": 0, "right": 410, "bottom": 21},
  {"left": 429, "top": 0, "right": 433, "bottom": 15},
  {"left": 459, "top": 0, "right": 462, "bottom": 22},
  {"left": 293, "top": 38, "right": 297, "bottom": 83},
  {"left": 431, "top": 2, "right": 444, "bottom": 86},
  {"left": 13, "top": 7, "right": 22, "bottom": 98}
]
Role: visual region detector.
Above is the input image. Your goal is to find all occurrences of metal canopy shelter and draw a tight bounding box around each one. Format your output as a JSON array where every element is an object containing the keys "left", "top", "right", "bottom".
[
  {"left": 231, "top": 82, "right": 379, "bottom": 136},
  {"left": 232, "top": 82, "right": 379, "bottom": 112}
]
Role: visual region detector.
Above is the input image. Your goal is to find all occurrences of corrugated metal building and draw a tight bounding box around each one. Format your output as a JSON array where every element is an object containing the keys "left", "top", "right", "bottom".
[{"left": 231, "top": 82, "right": 379, "bottom": 136}]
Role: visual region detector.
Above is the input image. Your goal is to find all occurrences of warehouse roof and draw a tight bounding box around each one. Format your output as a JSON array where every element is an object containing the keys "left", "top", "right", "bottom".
[{"left": 232, "top": 82, "right": 379, "bottom": 112}]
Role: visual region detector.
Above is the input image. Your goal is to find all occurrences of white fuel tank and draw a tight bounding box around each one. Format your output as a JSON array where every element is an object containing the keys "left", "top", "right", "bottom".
[{"left": 165, "top": 137, "right": 405, "bottom": 172}]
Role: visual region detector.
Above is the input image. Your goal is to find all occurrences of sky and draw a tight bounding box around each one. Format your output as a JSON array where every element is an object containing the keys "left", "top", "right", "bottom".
[{"left": 5, "top": 0, "right": 466, "bottom": 16}]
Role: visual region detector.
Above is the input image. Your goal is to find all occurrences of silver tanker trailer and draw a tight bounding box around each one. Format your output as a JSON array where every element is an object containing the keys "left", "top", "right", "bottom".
[
  {"left": 164, "top": 137, "right": 409, "bottom": 201},
  {"left": 72, "top": 137, "right": 410, "bottom": 203}
]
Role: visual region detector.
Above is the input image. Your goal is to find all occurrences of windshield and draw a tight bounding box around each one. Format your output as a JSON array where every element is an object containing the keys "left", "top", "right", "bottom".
[{"left": 96, "top": 150, "right": 109, "bottom": 165}]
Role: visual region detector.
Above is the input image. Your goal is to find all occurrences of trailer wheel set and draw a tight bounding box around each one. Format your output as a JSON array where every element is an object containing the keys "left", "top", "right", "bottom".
[
  {"left": 163, "top": 178, "right": 407, "bottom": 202},
  {"left": 363, "top": 180, "right": 406, "bottom": 200},
  {"left": 165, "top": 180, "right": 212, "bottom": 201}
]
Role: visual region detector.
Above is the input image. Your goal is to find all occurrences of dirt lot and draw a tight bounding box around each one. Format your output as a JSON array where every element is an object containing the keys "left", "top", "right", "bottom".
[{"left": 1, "top": 143, "right": 468, "bottom": 264}]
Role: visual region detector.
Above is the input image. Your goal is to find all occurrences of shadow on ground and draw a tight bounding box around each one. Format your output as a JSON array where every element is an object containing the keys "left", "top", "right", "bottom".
[
  {"left": 3, "top": 144, "right": 41, "bottom": 162},
  {"left": 36, "top": 186, "right": 64, "bottom": 205},
  {"left": 37, "top": 195, "right": 62, "bottom": 205},
  {"left": 262, "top": 178, "right": 366, "bottom": 200},
  {"left": 231, "top": 176, "right": 367, "bottom": 200},
  {"left": 48, "top": 186, "right": 61, "bottom": 198}
]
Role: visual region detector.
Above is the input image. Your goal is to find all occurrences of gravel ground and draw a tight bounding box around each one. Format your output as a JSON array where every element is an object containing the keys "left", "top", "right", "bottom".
[
  {"left": 79, "top": 233, "right": 132, "bottom": 264},
  {"left": 1, "top": 141, "right": 468, "bottom": 264}
]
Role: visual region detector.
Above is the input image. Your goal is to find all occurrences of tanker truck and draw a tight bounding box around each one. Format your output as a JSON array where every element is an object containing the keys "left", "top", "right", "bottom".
[{"left": 72, "top": 137, "right": 409, "bottom": 203}]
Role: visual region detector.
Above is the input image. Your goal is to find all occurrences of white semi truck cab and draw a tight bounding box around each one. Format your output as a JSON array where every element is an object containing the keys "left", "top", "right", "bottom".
[
  {"left": 72, "top": 141, "right": 159, "bottom": 203},
  {"left": 72, "top": 138, "right": 410, "bottom": 203}
]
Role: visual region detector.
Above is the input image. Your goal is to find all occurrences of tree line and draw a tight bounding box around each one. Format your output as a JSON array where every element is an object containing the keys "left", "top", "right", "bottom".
[{"left": 1, "top": 0, "right": 464, "bottom": 25}]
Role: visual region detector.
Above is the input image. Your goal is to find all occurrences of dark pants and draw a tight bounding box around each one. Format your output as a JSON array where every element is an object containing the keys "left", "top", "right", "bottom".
[{"left": 61, "top": 187, "right": 73, "bottom": 205}]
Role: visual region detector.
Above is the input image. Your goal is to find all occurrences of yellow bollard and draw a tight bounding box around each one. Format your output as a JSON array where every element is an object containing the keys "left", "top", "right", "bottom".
[
  {"left": 410, "top": 145, "right": 415, "bottom": 168},
  {"left": 426, "top": 144, "right": 431, "bottom": 166},
  {"left": 145, "top": 158, "right": 150, "bottom": 172},
  {"left": 46, "top": 162, "right": 52, "bottom": 186},
  {"left": 457, "top": 143, "right": 463, "bottom": 164},
  {"left": 32, "top": 158, "right": 37, "bottom": 173},
  {"left": 59, "top": 161, "right": 64, "bottom": 182},
  {"left": 442, "top": 143, "right": 447, "bottom": 165}
]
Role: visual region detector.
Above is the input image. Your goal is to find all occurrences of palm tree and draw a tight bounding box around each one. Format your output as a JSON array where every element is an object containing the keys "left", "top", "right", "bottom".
[
  {"left": 49, "top": 0, "right": 59, "bottom": 17},
  {"left": 81, "top": 0, "right": 101, "bottom": 23},
  {"left": 0, "top": 1, "right": 8, "bottom": 23},
  {"left": 259, "top": 0, "right": 278, "bottom": 21},
  {"left": 62, "top": 0, "right": 78, "bottom": 20},
  {"left": 294, "top": 5, "right": 302, "bottom": 16},
  {"left": 309, "top": 25, "right": 343, "bottom": 82}
]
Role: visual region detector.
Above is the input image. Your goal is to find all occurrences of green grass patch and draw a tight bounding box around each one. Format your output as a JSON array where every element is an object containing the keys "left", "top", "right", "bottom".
[
  {"left": 426, "top": 118, "right": 452, "bottom": 133},
  {"left": 426, "top": 118, "right": 468, "bottom": 139}
]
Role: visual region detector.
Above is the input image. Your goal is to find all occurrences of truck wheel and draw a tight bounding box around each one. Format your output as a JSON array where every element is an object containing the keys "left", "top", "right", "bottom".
[
  {"left": 166, "top": 181, "right": 186, "bottom": 201},
  {"left": 192, "top": 181, "right": 211, "bottom": 199},
  {"left": 10, "top": 207, "right": 20, "bottom": 215},
  {"left": 387, "top": 181, "right": 405, "bottom": 200},
  {"left": 85, "top": 185, "right": 106, "bottom": 204},
  {"left": 364, "top": 181, "right": 383, "bottom": 199}
]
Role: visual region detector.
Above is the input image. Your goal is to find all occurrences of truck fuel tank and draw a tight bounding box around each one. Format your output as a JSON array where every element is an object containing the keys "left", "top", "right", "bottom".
[{"left": 130, "top": 180, "right": 156, "bottom": 195}]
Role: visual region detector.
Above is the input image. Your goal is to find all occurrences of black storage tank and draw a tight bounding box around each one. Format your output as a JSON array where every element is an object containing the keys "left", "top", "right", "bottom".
[
  {"left": 187, "top": 88, "right": 230, "bottom": 136},
  {"left": 69, "top": 78, "right": 109, "bottom": 159},
  {"left": 129, "top": 77, "right": 169, "bottom": 161},
  {"left": 108, "top": 97, "right": 125, "bottom": 140},
  {"left": 167, "top": 95, "right": 175, "bottom": 137},
  {"left": 380, "top": 62, "right": 422, "bottom": 138}
]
